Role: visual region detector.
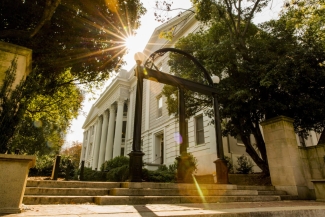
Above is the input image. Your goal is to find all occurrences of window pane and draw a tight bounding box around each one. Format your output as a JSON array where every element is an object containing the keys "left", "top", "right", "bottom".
[
  {"left": 121, "top": 147, "right": 124, "bottom": 156},
  {"left": 196, "top": 116, "right": 204, "bottom": 130},
  {"left": 122, "top": 121, "right": 127, "bottom": 138},
  {"left": 157, "top": 96, "right": 162, "bottom": 117},
  {"left": 196, "top": 116, "right": 205, "bottom": 144},
  {"left": 197, "top": 131, "right": 205, "bottom": 144}
]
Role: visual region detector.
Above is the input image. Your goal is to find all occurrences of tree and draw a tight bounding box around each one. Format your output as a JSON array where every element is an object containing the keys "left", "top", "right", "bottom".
[
  {"left": 61, "top": 141, "right": 82, "bottom": 168},
  {"left": 1, "top": 0, "right": 146, "bottom": 84},
  {"left": 157, "top": 0, "right": 274, "bottom": 174},
  {"left": 0, "top": 0, "right": 145, "bottom": 153},
  {"left": 162, "top": 4, "right": 325, "bottom": 175},
  {"left": 283, "top": 0, "right": 325, "bottom": 49},
  {"left": 8, "top": 70, "right": 83, "bottom": 155}
]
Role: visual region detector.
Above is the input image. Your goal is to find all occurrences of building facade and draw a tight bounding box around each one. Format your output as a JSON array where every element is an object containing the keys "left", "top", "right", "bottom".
[{"left": 80, "top": 12, "right": 322, "bottom": 174}]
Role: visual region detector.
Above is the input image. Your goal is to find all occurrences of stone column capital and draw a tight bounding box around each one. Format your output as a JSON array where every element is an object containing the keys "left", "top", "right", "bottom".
[
  {"left": 99, "top": 115, "right": 103, "bottom": 123},
  {"left": 110, "top": 104, "right": 116, "bottom": 112},
  {"left": 103, "top": 110, "right": 109, "bottom": 118},
  {"left": 116, "top": 99, "right": 125, "bottom": 106}
]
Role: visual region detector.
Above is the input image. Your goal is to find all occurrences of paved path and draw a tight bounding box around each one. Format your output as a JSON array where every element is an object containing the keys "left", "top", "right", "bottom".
[{"left": 2, "top": 200, "right": 325, "bottom": 217}]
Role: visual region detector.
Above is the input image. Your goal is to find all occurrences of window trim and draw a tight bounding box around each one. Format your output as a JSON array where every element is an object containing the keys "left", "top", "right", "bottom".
[
  {"left": 195, "top": 115, "right": 205, "bottom": 145},
  {"left": 157, "top": 95, "right": 163, "bottom": 118}
]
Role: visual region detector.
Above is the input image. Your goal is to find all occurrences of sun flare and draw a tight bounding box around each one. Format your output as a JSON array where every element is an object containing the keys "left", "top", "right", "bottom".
[{"left": 124, "top": 35, "right": 142, "bottom": 53}]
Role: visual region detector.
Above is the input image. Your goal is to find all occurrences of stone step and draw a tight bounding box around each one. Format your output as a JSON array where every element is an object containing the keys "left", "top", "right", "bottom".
[
  {"left": 26, "top": 180, "right": 121, "bottom": 189},
  {"left": 236, "top": 185, "right": 275, "bottom": 191},
  {"left": 121, "top": 182, "right": 237, "bottom": 190},
  {"left": 23, "top": 196, "right": 94, "bottom": 205},
  {"left": 94, "top": 195, "right": 281, "bottom": 205},
  {"left": 110, "top": 188, "right": 258, "bottom": 196},
  {"left": 23, "top": 181, "right": 293, "bottom": 205},
  {"left": 280, "top": 195, "right": 300, "bottom": 200},
  {"left": 258, "top": 190, "right": 287, "bottom": 195},
  {"left": 24, "top": 187, "right": 109, "bottom": 196}
]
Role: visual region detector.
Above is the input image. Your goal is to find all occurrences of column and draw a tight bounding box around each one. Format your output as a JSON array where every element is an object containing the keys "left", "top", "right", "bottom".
[
  {"left": 105, "top": 105, "right": 116, "bottom": 161},
  {"left": 124, "top": 101, "right": 130, "bottom": 153},
  {"left": 83, "top": 130, "right": 89, "bottom": 161},
  {"left": 126, "top": 87, "right": 134, "bottom": 140},
  {"left": 92, "top": 117, "right": 102, "bottom": 170},
  {"left": 97, "top": 110, "right": 109, "bottom": 169},
  {"left": 80, "top": 130, "right": 88, "bottom": 166},
  {"left": 126, "top": 87, "right": 135, "bottom": 154},
  {"left": 113, "top": 100, "right": 124, "bottom": 158}
]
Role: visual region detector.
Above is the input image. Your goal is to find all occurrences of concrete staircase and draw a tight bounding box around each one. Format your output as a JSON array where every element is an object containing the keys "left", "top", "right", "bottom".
[{"left": 23, "top": 180, "right": 297, "bottom": 205}]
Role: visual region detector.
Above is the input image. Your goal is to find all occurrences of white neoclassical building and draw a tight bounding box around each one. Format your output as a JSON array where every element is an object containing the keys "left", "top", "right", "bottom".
[{"left": 80, "top": 12, "right": 322, "bottom": 174}]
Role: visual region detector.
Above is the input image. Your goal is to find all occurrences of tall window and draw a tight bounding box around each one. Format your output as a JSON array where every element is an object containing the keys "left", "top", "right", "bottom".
[
  {"left": 120, "top": 147, "right": 125, "bottom": 156},
  {"left": 195, "top": 115, "right": 205, "bottom": 145},
  {"left": 123, "top": 103, "right": 128, "bottom": 117},
  {"left": 157, "top": 96, "right": 162, "bottom": 118},
  {"left": 122, "top": 121, "right": 127, "bottom": 138}
]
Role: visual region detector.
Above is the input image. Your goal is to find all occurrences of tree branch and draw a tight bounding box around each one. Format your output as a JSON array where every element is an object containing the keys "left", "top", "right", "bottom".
[
  {"left": 30, "top": 0, "right": 61, "bottom": 38},
  {"left": 224, "top": 0, "right": 238, "bottom": 37},
  {"left": 242, "top": 0, "right": 261, "bottom": 37},
  {"left": 237, "top": 0, "right": 242, "bottom": 37}
]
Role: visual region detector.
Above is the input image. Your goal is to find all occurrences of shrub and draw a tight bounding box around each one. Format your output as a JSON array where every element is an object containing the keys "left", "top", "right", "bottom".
[
  {"left": 29, "top": 154, "right": 54, "bottom": 176},
  {"left": 143, "top": 162, "right": 177, "bottom": 182},
  {"left": 59, "top": 155, "right": 76, "bottom": 179},
  {"left": 29, "top": 154, "right": 77, "bottom": 179},
  {"left": 224, "top": 156, "right": 234, "bottom": 174},
  {"left": 100, "top": 156, "right": 130, "bottom": 182},
  {"left": 183, "top": 153, "right": 198, "bottom": 173},
  {"left": 235, "top": 155, "right": 254, "bottom": 174},
  {"left": 106, "top": 165, "right": 129, "bottom": 181},
  {"left": 79, "top": 167, "right": 106, "bottom": 181},
  {"left": 101, "top": 156, "right": 129, "bottom": 171}
]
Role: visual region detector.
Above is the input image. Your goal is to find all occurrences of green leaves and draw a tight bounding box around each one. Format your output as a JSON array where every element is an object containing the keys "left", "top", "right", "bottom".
[
  {"left": 163, "top": 0, "right": 325, "bottom": 175},
  {"left": 0, "top": 0, "right": 146, "bottom": 85}
]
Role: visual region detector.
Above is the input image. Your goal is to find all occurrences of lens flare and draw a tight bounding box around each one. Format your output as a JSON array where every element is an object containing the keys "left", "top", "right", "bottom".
[{"left": 174, "top": 132, "right": 183, "bottom": 144}]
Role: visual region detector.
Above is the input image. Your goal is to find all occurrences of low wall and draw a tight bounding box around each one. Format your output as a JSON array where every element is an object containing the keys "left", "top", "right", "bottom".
[
  {"left": 299, "top": 144, "right": 325, "bottom": 199},
  {"left": 229, "top": 174, "right": 271, "bottom": 186},
  {"left": 299, "top": 144, "right": 325, "bottom": 181}
]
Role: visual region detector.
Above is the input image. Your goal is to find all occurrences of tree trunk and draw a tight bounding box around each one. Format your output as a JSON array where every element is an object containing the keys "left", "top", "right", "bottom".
[{"left": 240, "top": 133, "right": 270, "bottom": 176}]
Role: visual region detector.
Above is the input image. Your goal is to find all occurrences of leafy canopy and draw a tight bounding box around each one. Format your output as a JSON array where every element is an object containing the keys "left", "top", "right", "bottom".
[
  {"left": 1, "top": 0, "right": 146, "bottom": 85},
  {"left": 0, "top": 0, "right": 146, "bottom": 154},
  {"left": 162, "top": 0, "right": 325, "bottom": 175}
]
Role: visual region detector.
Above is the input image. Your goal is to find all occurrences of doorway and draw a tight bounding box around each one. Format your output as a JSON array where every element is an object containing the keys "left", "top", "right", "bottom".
[{"left": 154, "top": 133, "right": 164, "bottom": 164}]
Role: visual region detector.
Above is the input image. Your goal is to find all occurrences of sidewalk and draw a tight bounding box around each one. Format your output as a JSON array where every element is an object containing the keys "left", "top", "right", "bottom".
[{"left": 2, "top": 200, "right": 325, "bottom": 217}]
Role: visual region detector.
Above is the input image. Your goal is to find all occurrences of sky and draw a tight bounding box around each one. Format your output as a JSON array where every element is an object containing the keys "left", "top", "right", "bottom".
[{"left": 63, "top": 0, "right": 284, "bottom": 148}]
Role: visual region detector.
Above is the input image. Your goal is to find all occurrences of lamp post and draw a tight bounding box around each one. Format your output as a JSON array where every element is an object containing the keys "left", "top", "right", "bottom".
[
  {"left": 211, "top": 75, "right": 228, "bottom": 184},
  {"left": 128, "top": 52, "right": 145, "bottom": 182},
  {"left": 211, "top": 75, "right": 223, "bottom": 159}
]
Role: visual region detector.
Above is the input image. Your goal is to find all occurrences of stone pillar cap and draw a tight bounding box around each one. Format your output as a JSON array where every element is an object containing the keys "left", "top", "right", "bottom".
[
  {"left": 0, "top": 154, "right": 36, "bottom": 168},
  {"left": 260, "top": 115, "right": 294, "bottom": 126}
]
